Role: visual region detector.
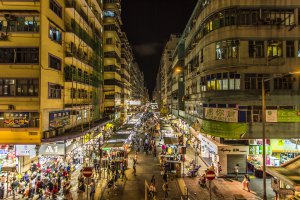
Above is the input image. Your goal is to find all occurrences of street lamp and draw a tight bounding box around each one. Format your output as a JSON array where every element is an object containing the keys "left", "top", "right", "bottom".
[{"left": 261, "top": 70, "right": 300, "bottom": 200}]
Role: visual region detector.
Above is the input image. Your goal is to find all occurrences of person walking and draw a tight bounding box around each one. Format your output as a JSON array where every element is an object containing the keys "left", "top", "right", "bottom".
[
  {"left": 242, "top": 174, "right": 250, "bottom": 192},
  {"left": 150, "top": 175, "right": 155, "bottom": 185},
  {"left": 163, "top": 172, "right": 168, "bottom": 183},
  {"left": 90, "top": 179, "right": 96, "bottom": 200},
  {"left": 234, "top": 164, "right": 239, "bottom": 179},
  {"left": 162, "top": 182, "right": 168, "bottom": 198},
  {"left": 0, "top": 183, "right": 4, "bottom": 199},
  {"left": 132, "top": 163, "right": 137, "bottom": 176}
]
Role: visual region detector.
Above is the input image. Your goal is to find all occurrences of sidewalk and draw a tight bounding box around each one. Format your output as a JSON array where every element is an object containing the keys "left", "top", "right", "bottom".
[{"left": 177, "top": 147, "right": 275, "bottom": 200}]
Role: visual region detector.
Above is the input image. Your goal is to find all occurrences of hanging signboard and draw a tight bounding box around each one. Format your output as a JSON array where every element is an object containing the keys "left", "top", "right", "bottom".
[
  {"left": 201, "top": 119, "right": 246, "bottom": 139},
  {"left": 204, "top": 108, "right": 238, "bottom": 123},
  {"left": 39, "top": 143, "right": 65, "bottom": 156},
  {"left": 16, "top": 145, "right": 36, "bottom": 156}
]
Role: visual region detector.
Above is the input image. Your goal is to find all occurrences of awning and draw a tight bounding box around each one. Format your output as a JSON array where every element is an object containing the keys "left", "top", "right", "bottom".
[
  {"left": 266, "top": 155, "right": 300, "bottom": 191},
  {"left": 102, "top": 142, "right": 124, "bottom": 149},
  {"left": 163, "top": 137, "right": 179, "bottom": 145},
  {"left": 107, "top": 134, "right": 130, "bottom": 142},
  {"left": 42, "top": 118, "right": 111, "bottom": 142}
]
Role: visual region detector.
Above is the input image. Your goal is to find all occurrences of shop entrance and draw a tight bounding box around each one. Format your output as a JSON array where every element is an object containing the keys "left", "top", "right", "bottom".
[{"left": 227, "top": 154, "right": 247, "bottom": 174}]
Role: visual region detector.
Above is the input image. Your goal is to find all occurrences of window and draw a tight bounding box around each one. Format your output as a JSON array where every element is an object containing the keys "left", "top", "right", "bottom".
[
  {"left": 249, "top": 41, "right": 264, "bottom": 58},
  {"left": 48, "top": 83, "right": 61, "bottom": 99},
  {"left": 267, "top": 40, "right": 282, "bottom": 58},
  {"left": 71, "top": 88, "right": 77, "bottom": 98},
  {"left": 274, "top": 76, "right": 293, "bottom": 89},
  {"left": 49, "top": 25, "right": 62, "bottom": 44},
  {"left": 49, "top": 0, "right": 62, "bottom": 18},
  {"left": 0, "top": 16, "right": 40, "bottom": 32},
  {"left": 298, "top": 41, "right": 300, "bottom": 57},
  {"left": 49, "top": 54, "right": 62, "bottom": 70},
  {"left": 244, "top": 74, "right": 269, "bottom": 90},
  {"left": 286, "top": 41, "right": 295, "bottom": 58},
  {"left": 216, "top": 40, "right": 239, "bottom": 60},
  {"left": 16, "top": 79, "right": 38, "bottom": 96},
  {"left": 0, "top": 78, "right": 38, "bottom": 97},
  {"left": 0, "top": 48, "right": 39, "bottom": 64},
  {"left": 106, "top": 38, "right": 113, "bottom": 44},
  {"left": 200, "top": 73, "right": 240, "bottom": 91},
  {"left": 0, "top": 79, "right": 15, "bottom": 96}
]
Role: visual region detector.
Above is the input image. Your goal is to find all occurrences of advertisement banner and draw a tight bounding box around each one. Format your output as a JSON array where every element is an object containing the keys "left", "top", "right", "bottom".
[
  {"left": 49, "top": 110, "right": 71, "bottom": 130},
  {"left": 3, "top": 112, "right": 29, "bottom": 128},
  {"left": 266, "top": 110, "right": 278, "bottom": 122},
  {"left": 16, "top": 145, "right": 36, "bottom": 156},
  {"left": 204, "top": 108, "right": 238, "bottom": 123},
  {"left": 39, "top": 144, "right": 65, "bottom": 156},
  {"left": 200, "top": 119, "right": 247, "bottom": 139},
  {"left": 249, "top": 145, "right": 271, "bottom": 155},
  {"left": 277, "top": 110, "right": 300, "bottom": 122}
]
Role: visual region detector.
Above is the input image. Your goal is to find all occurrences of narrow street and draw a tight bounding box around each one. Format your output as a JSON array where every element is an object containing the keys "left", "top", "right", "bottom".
[{"left": 101, "top": 132, "right": 182, "bottom": 200}]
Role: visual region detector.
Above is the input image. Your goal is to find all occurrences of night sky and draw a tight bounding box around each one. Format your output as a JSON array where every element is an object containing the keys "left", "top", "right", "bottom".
[{"left": 121, "top": 0, "right": 198, "bottom": 98}]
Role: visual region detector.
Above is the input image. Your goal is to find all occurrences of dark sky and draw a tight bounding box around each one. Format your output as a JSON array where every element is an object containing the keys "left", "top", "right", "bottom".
[{"left": 121, "top": 0, "right": 197, "bottom": 98}]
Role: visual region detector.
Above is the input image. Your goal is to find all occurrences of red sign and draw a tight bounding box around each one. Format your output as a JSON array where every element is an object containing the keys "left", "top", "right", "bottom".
[
  {"left": 82, "top": 167, "right": 93, "bottom": 178},
  {"left": 206, "top": 170, "right": 215, "bottom": 181}
]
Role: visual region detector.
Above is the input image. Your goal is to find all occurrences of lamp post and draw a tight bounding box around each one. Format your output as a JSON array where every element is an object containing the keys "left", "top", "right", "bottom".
[{"left": 261, "top": 70, "right": 300, "bottom": 200}]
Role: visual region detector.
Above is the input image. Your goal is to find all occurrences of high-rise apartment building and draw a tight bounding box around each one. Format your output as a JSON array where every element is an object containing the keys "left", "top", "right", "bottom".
[
  {"left": 0, "top": 0, "right": 104, "bottom": 143},
  {"left": 103, "top": 0, "right": 122, "bottom": 119}
]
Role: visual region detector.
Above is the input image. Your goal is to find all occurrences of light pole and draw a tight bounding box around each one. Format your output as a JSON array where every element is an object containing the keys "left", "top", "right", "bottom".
[{"left": 261, "top": 70, "right": 300, "bottom": 200}]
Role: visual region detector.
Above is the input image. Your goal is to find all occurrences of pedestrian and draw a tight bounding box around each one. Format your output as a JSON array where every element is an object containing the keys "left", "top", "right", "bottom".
[
  {"left": 234, "top": 164, "right": 239, "bottom": 179},
  {"left": 163, "top": 172, "right": 168, "bottom": 183},
  {"left": 242, "top": 174, "right": 250, "bottom": 192},
  {"left": 149, "top": 183, "right": 156, "bottom": 198},
  {"left": 150, "top": 175, "right": 155, "bottom": 185},
  {"left": 0, "top": 183, "right": 4, "bottom": 199},
  {"left": 132, "top": 163, "right": 136, "bottom": 176},
  {"left": 90, "top": 179, "right": 96, "bottom": 200},
  {"left": 162, "top": 182, "right": 168, "bottom": 198}
]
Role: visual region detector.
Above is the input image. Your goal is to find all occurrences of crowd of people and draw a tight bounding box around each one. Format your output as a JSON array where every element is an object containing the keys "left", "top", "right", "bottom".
[{"left": 0, "top": 159, "right": 74, "bottom": 199}]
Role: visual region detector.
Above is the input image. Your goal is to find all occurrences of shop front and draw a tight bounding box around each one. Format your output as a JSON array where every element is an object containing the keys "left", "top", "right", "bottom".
[
  {"left": 15, "top": 145, "right": 37, "bottom": 173},
  {"left": 101, "top": 142, "right": 128, "bottom": 170},
  {"left": 0, "top": 145, "right": 17, "bottom": 174}
]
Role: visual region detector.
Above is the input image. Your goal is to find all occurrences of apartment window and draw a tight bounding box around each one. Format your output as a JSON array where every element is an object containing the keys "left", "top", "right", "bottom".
[
  {"left": 71, "top": 88, "right": 77, "bottom": 98},
  {"left": 0, "top": 48, "right": 39, "bottom": 64},
  {"left": 229, "top": 73, "right": 240, "bottom": 90},
  {"left": 222, "top": 73, "right": 228, "bottom": 90},
  {"left": 298, "top": 41, "right": 300, "bottom": 57},
  {"left": 16, "top": 79, "right": 38, "bottom": 96},
  {"left": 0, "top": 16, "right": 40, "bottom": 32},
  {"left": 249, "top": 41, "right": 264, "bottom": 58},
  {"left": 274, "top": 76, "right": 293, "bottom": 89},
  {"left": 267, "top": 40, "right": 282, "bottom": 58},
  {"left": 106, "top": 38, "right": 113, "bottom": 44},
  {"left": 48, "top": 83, "right": 61, "bottom": 99},
  {"left": 49, "top": 54, "right": 61, "bottom": 70},
  {"left": 201, "top": 73, "right": 240, "bottom": 91},
  {"left": 245, "top": 74, "right": 269, "bottom": 90},
  {"left": 200, "top": 49, "right": 204, "bottom": 63},
  {"left": 286, "top": 41, "right": 295, "bottom": 58},
  {"left": 49, "top": 25, "right": 62, "bottom": 44},
  {"left": 216, "top": 40, "right": 239, "bottom": 60},
  {"left": 0, "top": 79, "right": 15, "bottom": 96},
  {"left": 49, "top": 0, "right": 62, "bottom": 18},
  {"left": 261, "top": 9, "right": 294, "bottom": 26}
]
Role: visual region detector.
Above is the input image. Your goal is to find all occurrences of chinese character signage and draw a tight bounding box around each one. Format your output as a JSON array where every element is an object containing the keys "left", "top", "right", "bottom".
[
  {"left": 200, "top": 119, "right": 247, "bottom": 139},
  {"left": 266, "top": 110, "right": 300, "bottom": 122},
  {"left": 204, "top": 108, "right": 238, "bottom": 123}
]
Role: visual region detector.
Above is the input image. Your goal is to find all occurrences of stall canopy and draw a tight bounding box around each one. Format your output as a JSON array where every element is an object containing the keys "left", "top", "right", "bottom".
[
  {"left": 107, "top": 134, "right": 130, "bottom": 143},
  {"left": 163, "top": 137, "right": 179, "bottom": 145},
  {"left": 102, "top": 142, "right": 124, "bottom": 149},
  {"left": 266, "top": 155, "right": 300, "bottom": 191}
]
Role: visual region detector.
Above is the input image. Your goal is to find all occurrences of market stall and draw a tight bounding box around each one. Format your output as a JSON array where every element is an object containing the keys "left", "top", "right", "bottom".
[
  {"left": 101, "top": 141, "right": 129, "bottom": 170},
  {"left": 267, "top": 155, "right": 300, "bottom": 200}
]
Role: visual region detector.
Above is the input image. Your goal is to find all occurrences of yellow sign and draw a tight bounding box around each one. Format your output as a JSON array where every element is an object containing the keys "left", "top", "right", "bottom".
[{"left": 0, "top": 130, "right": 41, "bottom": 144}]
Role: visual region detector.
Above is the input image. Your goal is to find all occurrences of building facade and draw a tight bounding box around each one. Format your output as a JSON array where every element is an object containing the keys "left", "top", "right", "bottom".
[{"left": 0, "top": 0, "right": 104, "bottom": 144}]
